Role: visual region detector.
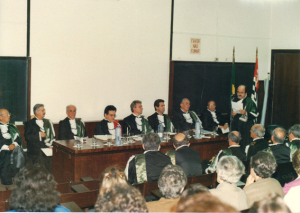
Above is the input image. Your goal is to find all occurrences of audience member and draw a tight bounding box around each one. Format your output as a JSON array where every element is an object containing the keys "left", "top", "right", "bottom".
[
  {"left": 146, "top": 165, "right": 187, "bottom": 212},
  {"left": 251, "top": 193, "right": 291, "bottom": 213},
  {"left": 125, "top": 132, "right": 171, "bottom": 184},
  {"left": 288, "top": 124, "right": 300, "bottom": 158},
  {"left": 243, "top": 151, "right": 284, "bottom": 207},
  {"left": 284, "top": 184, "right": 300, "bottom": 213},
  {"left": 205, "top": 131, "right": 246, "bottom": 173},
  {"left": 166, "top": 133, "right": 202, "bottom": 176},
  {"left": 8, "top": 164, "right": 70, "bottom": 212},
  {"left": 172, "top": 193, "right": 238, "bottom": 212},
  {"left": 209, "top": 156, "right": 248, "bottom": 210},
  {"left": 263, "top": 127, "right": 290, "bottom": 164},
  {"left": 283, "top": 149, "right": 300, "bottom": 194},
  {"left": 246, "top": 124, "right": 268, "bottom": 160},
  {"left": 180, "top": 183, "right": 209, "bottom": 200},
  {"left": 94, "top": 183, "right": 148, "bottom": 212}
]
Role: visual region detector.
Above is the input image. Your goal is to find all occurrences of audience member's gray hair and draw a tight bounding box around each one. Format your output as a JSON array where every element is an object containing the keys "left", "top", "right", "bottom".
[
  {"left": 289, "top": 124, "right": 300, "bottom": 138},
  {"left": 252, "top": 124, "right": 265, "bottom": 137},
  {"left": 130, "top": 100, "right": 142, "bottom": 112},
  {"left": 251, "top": 151, "right": 277, "bottom": 178},
  {"left": 66, "top": 105, "right": 76, "bottom": 111},
  {"left": 228, "top": 131, "right": 242, "bottom": 144},
  {"left": 217, "top": 156, "right": 245, "bottom": 184},
  {"left": 33, "top": 104, "right": 44, "bottom": 115},
  {"left": 181, "top": 183, "right": 209, "bottom": 199},
  {"left": 272, "top": 127, "right": 286, "bottom": 144},
  {"left": 158, "top": 165, "right": 187, "bottom": 199},
  {"left": 142, "top": 132, "right": 161, "bottom": 150},
  {"left": 172, "top": 134, "right": 189, "bottom": 147},
  {"left": 181, "top": 98, "right": 189, "bottom": 104}
]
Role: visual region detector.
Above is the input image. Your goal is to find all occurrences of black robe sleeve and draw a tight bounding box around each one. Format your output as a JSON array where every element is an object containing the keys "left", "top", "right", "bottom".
[
  {"left": 58, "top": 118, "right": 74, "bottom": 140},
  {"left": 94, "top": 120, "right": 110, "bottom": 135},
  {"left": 128, "top": 158, "right": 137, "bottom": 184}
]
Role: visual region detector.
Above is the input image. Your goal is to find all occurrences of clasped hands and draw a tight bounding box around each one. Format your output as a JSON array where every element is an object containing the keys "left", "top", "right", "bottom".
[{"left": 232, "top": 109, "right": 247, "bottom": 117}]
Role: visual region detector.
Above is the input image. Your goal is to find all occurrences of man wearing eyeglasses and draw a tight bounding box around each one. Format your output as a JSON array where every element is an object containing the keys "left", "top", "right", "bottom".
[
  {"left": 94, "top": 105, "right": 121, "bottom": 135},
  {"left": 58, "top": 105, "right": 87, "bottom": 140},
  {"left": 0, "top": 109, "right": 24, "bottom": 185}
]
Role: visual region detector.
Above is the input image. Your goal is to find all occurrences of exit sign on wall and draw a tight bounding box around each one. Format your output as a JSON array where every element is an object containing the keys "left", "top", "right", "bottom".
[{"left": 190, "top": 38, "right": 200, "bottom": 54}]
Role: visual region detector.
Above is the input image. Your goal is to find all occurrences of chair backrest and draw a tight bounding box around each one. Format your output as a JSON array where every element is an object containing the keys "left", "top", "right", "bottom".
[
  {"left": 60, "top": 190, "right": 99, "bottom": 208},
  {"left": 143, "top": 181, "right": 159, "bottom": 197},
  {"left": 186, "top": 173, "right": 217, "bottom": 189},
  {"left": 132, "top": 182, "right": 145, "bottom": 197}
]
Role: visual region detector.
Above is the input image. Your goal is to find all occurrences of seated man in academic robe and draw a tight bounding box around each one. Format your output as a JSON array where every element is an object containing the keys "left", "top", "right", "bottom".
[
  {"left": 288, "top": 124, "right": 300, "bottom": 158},
  {"left": 172, "top": 98, "right": 202, "bottom": 132},
  {"left": 201, "top": 100, "right": 228, "bottom": 133},
  {"left": 58, "top": 105, "right": 87, "bottom": 140},
  {"left": 0, "top": 109, "right": 25, "bottom": 185},
  {"left": 94, "top": 105, "right": 121, "bottom": 135},
  {"left": 246, "top": 124, "right": 269, "bottom": 160},
  {"left": 263, "top": 127, "right": 290, "bottom": 164},
  {"left": 125, "top": 132, "right": 172, "bottom": 184},
  {"left": 148, "top": 99, "right": 174, "bottom": 133},
  {"left": 166, "top": 133, "right": 202, "bottom": 176},
  {"left": 231, "top": 85, "right": 258, "bottom": 151},
  {"left": 122, "top": 100, "right": 152, "bottom": 136},
  {"left": 24, "top": 104, "right": 55, "bottom": 173},
  {"left": 205, "top": 131, "right": 246, "bottom": 173}
]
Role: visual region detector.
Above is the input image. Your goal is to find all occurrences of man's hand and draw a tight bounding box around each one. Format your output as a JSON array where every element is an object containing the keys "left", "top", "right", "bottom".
[
  {"left": 49, "top": 147, "right": 53, "bottom": 149},
  {"left": 245, "top": 175, "right": 255, "bottom": 187},
  {"left": 209, "top": 156, "right": 216, "bottom": 162},
  {"left": 223, "top": 124, "right": 228, "bottom": 129},
  {"left": 232, "top": 111, "right": 237, "bottom": 117},
  {"left": 218, "top": 125, "right": 223, "bottom": 129},
  {"left": 40, "top": 132, "right": 46, "bottom": 138},
  {"left": 239, "top": 109, "right": 247, "bottom": 115},
  {"left": 8, "top": 144, "right": 16, "bottom": 150}
]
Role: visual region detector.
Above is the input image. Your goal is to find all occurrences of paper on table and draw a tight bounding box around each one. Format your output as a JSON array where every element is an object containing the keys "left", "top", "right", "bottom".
[
  {"left": 41, "top": 148, "right": 53, "bottom": 156},
  {"left": 231, "top": 101, "right": 243, "bottom": 114},
  {"left": 201, "top": 129, "right": 213, "bottom": 134},
  {"left": 94, "top": 135, "right": 115, "bottom": 140},
  {"left": 221, "top": 127, "right": 230, "bottom": 134}
]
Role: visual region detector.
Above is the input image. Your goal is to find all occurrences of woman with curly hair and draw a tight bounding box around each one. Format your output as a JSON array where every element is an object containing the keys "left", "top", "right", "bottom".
[
  {"left": 94, "top": 183, "right": 148, "bottom": 212},
  {"left": 243, "top": 151, "right": 284, "bottom": 207},
  {"left": 8, "top": 164, "right": 70, "bottom": 212}
]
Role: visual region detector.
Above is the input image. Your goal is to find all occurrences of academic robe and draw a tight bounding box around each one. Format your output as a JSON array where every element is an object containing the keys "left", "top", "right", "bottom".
[
  {"left": 231, "top": 95, "right": 258, "bottom": 151},
  {"left": 147, "top": 112, "right": 174, "bottom": 133},
  {"left": 94, "top": 119, "right": 122, "bottom": 135},
  {"left": 125, "top": 151, "right": 172, "bottom": 184},
  {"left": 263, "top": 144, "right": 291, "bottom": 164},
  {"left": 122, "top": 114, "right": 152, "bottom": 136},
  {"left": 24, "top": 118, "right": 55, "bottom": 172},
  {"left": 201, "top": 109, "right": 228, "bottom": 132},
  {"left": 172, "top": 110, "right": 200, "bottom": 131},
  {"left": 289, "top": 139, "right": 300, "bottom": 158},
  {"left": 58, "top": 117, "right": 87, "bottom": 140},
  {"left": 247, "top": 138, "right": 269, "bottom": 160},
  {"left": 0, "top": 123, "right": 24, "bottom": 185}
]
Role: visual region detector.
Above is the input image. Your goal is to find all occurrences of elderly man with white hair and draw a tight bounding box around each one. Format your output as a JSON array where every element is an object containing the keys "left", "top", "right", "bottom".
[
  {"left": 209, "top": 155, "right": 248, "bottom": 211},
  {"left": 246, "top": 124, "right": 269, "bottom": 160}
]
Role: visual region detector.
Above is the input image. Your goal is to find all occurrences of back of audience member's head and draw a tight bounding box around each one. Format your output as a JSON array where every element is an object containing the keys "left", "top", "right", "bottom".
[
  {"left": 172, "top": 193, "right": 238, "bottom": 212},
  {"left": 252, "top": 124, "right": 266, "bottom": 137},
  {"left": 292, "top": 149, "right": 300, "bottom": 175},
  {"left": 250, "top": 193, "right": 291, "bottom": 213},
  {"left": 99, "top": 166, "right": 127, "bottom": 196},
  {"left": 9, "top": 164, "right": 60, "bottom": 212},
  {"left": 289, "top": 124, "right": 300, "bottom": 138},
  {"left": 217, "top": 155, "right": 245, "bottom": 184},
  {"left": 172, "top": 133, "right": 189, "bottom": 148},
  {"left": 228, "top": 131, "right": 242, "bottom": 144},
  {"left": 142, "top": 132, "right": 161, "bottom": 150},
  {"left": 250, "top": 151, "right": 277, "bottom": 178},
  {"left": 94, "top": 183, "right": 148, "bottom": 212},
  {"left": 159, "top": 165, "right": 187, "bottom": 199},
  {"left": 272, "top": 127, "right": 286, "bottom": 144},
  {"left": 180, "top": 183, "right": 209, "bottom": 200}
]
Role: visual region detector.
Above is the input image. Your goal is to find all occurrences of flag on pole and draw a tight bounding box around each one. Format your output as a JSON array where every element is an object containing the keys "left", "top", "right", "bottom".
[
  {"left": 251, "top": 47, "right": 259, "bottom": 105},
  {"left": 231, "top": 46, "right": 236, "bottom": 97}
]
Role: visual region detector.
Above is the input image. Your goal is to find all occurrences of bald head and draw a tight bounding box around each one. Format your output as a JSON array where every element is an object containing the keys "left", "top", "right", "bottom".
[
  {"left": 237, "top": 85, "right": 247, "bottom": 99},
  {"left": 251, "top": 124, "right": 265, "bottom": 138},
  {"left": 272, "top": 127, "right": 286, "bottom": 144},
  {"left": 0, "top": 109, "right": 10, "bottom": 124},
  {"left": 180, "top": 98, "right": 190, "bottom": 113},
  {"left": 172, "top": 133, "right": 189, "bottom": 148}
]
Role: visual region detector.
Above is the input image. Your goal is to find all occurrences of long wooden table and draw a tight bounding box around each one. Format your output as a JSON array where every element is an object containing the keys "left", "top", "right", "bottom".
[{"left": 52, "top": 135, "right": 228, "bottom": 183}]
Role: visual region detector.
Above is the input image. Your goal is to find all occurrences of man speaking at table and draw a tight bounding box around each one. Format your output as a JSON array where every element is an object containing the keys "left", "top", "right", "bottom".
[
  {"left": 231, "top": 85, "right": 258, "bottom": 151},
  {"left": 123, "top": 100, "right": 152, "bottom": 136},
  {"left": 94, "top": 105, "right": 121, "bottom": 135},
  {"left": 172, "top": 98, "right": 202, "bottom": 132},
  {"left": 58, "top": 105, "right": 87, "bottom": 140}
]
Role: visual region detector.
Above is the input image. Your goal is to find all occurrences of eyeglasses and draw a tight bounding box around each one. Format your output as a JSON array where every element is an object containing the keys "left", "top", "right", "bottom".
[{"left": 0, "top": 113, "right": 11, "bottom": 116}]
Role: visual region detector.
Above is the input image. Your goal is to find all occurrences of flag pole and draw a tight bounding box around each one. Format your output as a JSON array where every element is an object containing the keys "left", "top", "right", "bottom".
[{"left": 230, "top": 46, "right": 235, "bottom": 131}]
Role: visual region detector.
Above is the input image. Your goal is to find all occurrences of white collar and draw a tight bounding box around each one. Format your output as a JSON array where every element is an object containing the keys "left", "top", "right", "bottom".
[
  {"left": 175, "top": 144, "right": 189, "bottom": 150},
  {"left": 156, "top": 112, "right": 164, "bottom": 116},
  {"left": 132, "top": 113, "right": 141, "bottom": 117},
  {"left": 270, "top": 143, "right": 280, "bottom": 146},
  {"left": 180, "top": 108, "right": 189, "bottom": 113},
  {"left": 291, "top": 138, "right": 300, "bottom": 142},
  {"left": 0, "top": 122, "right": 7, "bottom": 125},
  {"left": 68, "top": 117, "right": 76, "bottom": 120},
  {"left": 229, "top": 145, "right": 240, "bottom": 148},
  {"left": 253, "top": 137, "right": 264, "bottom": 141},
  {"left": 207, "top": 109, "right": 216, "bottom": 113},
  {"left": 35, "top": 116, "right": 43, "bottom": 121}
]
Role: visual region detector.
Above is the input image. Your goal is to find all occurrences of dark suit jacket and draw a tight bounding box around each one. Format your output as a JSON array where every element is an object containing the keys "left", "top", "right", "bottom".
[
  {"left": 94, "top": 119, "right": 110, "bottom": 135},
  {"left": 219, "top": 146, "right": 247, "bottom": 162},
  {"left": 24, "top": 118, "right": 49, "bottom": 157},
  {"left": 148, "top": 112, "right": 169, "bottom": 132},
  {"left": 270, "top": 144, "right": 290, "bottom": 164},
  {"left": 175, "top": 146, "right": 202, "bottom": 176},
  {"left": 201, "top": 110, "right": 227, "bottom": 131},
  {"left": 58, "top": 117, "right": 87, "bottom": 140},
  {"left": 172, "top": 110, "right": 195, "bottom": 131},
  {"left": 127, "top": 151, "right": 172, "bottom": 184},
  {"left": 123, "top": 114, "right": 141, "bottom": 135},
  {"left": 247, "top": 138, "right": 269, "bottom": 160}
]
